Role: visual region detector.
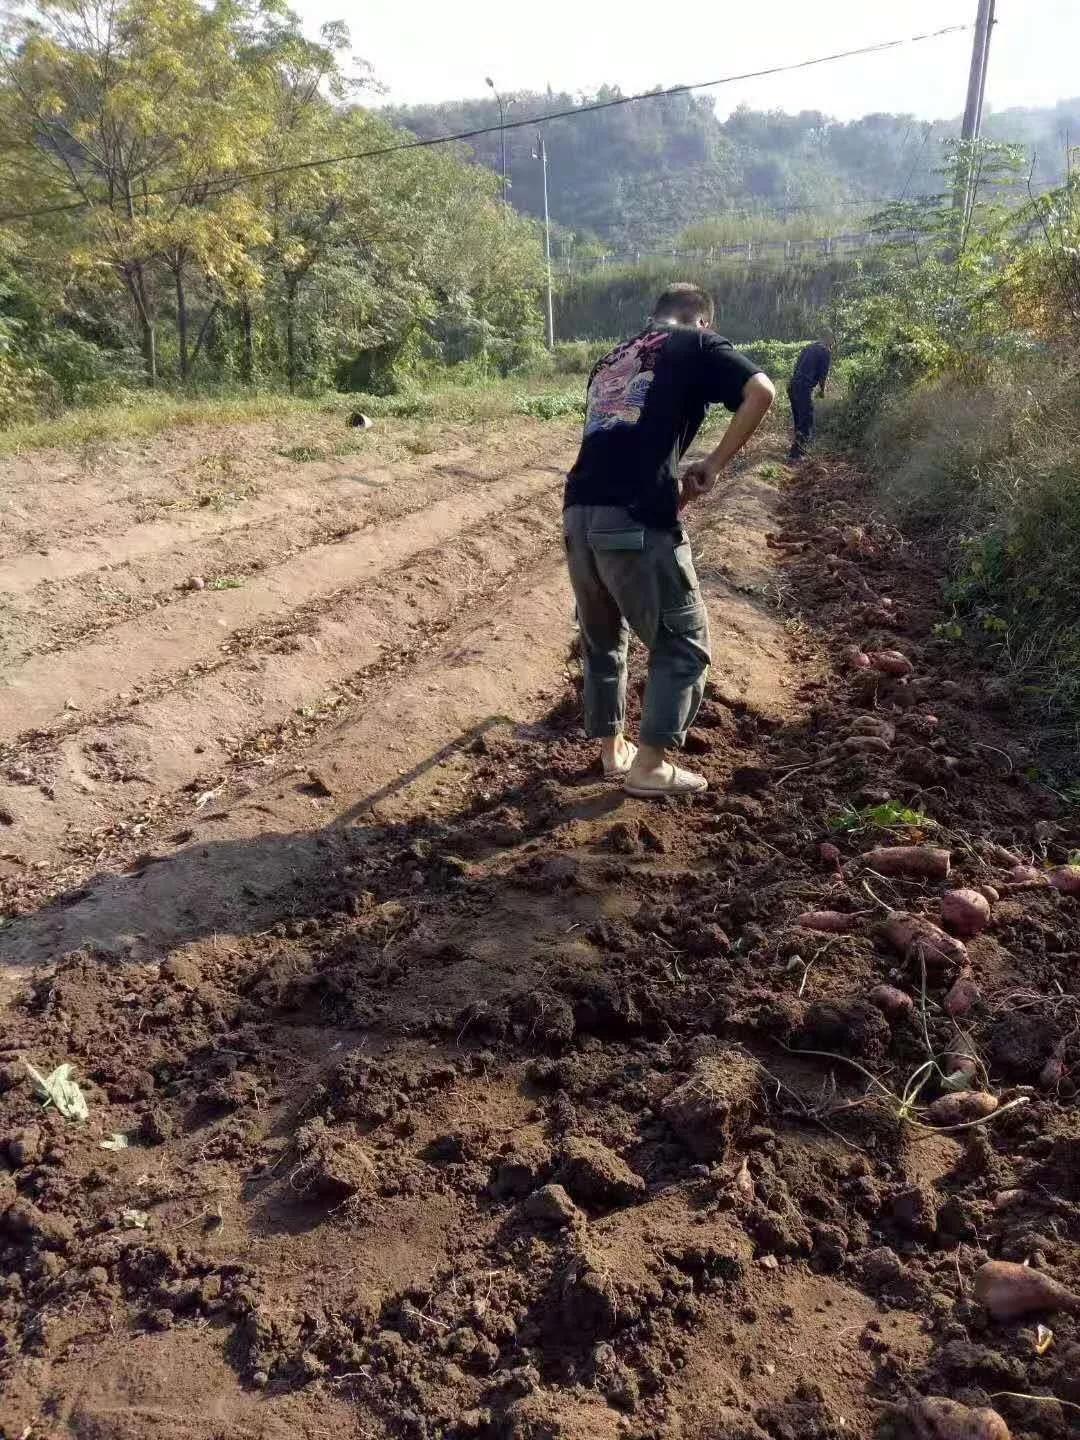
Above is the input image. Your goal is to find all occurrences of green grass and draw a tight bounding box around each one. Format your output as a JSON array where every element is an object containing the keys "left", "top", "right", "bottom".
[
  {"left": 280, "top": 443, "right": 329, "bottom": 463},
  {"left": 0, "top": 390, "right": 352, "bottom": 457},
  {"left": 0, "top": 371, "right": 591, "bottom": 456}
]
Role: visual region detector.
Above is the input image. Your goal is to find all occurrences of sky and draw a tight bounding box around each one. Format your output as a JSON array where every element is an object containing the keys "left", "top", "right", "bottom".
[{"left": 294, "top": 0, "right": 1078, "bottom": 123}]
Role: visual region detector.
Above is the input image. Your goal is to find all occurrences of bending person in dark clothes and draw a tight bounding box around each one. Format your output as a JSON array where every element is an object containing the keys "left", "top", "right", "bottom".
[
  {"left": 787, "top": 333, "right": 832, "bottom": 461},
  {"left": 563, "top": 284, "right": 775, "bottom": 798}
]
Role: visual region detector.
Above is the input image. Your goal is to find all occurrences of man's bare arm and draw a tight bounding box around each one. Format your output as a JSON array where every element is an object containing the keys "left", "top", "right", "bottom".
[{"left": 680, "top": 373, "right": 775, "bottom": 505}]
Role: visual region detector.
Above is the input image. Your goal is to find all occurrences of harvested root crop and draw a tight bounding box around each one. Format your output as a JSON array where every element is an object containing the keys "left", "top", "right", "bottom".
[{"left": 973, "top": 1260, "right": 1080, "bottom": 1320}]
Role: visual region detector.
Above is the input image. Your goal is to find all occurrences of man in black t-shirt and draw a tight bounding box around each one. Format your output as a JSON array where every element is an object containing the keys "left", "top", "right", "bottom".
[
  {"left": 564, "top": 284, "right": 775, "bottom": 797},
  {"left": 787, "top": 336, "right": 832, "bottom": 461}
]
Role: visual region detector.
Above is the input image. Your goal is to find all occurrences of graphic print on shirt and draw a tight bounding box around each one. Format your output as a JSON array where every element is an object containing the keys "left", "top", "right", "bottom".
[{"left": 583, "top": 331, "right": 668, "bottom": 437}]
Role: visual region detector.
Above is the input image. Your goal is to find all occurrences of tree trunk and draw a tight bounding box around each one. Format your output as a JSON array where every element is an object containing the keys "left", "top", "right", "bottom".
[
  {"left": 240, "top": 297, "right": 254, "bottom": 384},
  {"left": 175, "top": 265, "right": 189, "bottom": 382},
  {"left": 285, "top": 279, "right": 298, "bottom": 393},
  {"left": 139, "top": 312, "right": 157, "bottom": 388},
  {"left": 127, "top": 262, "right": 157, "bottom": 388},
  {"left": 190, "top": 301, "right": 221, "bottom": 375}
]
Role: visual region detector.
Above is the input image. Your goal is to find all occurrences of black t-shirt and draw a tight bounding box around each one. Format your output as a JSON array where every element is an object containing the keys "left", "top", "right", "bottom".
[
  {"left": 564, "top": 324, "right": 762, "bottom": 528},
  {"left": 791, "top": 341, "right": 831, "bottom": 389}
]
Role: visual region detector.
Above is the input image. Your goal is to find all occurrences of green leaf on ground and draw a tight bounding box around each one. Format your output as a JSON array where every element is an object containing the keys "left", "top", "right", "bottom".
[{"left": 23, "top": 1060, "right": 89, "bottom": 1121}]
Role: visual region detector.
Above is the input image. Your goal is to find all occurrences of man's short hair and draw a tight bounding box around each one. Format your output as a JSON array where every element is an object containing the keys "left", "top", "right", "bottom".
[{"left": 652, "top": 284, "right": 714, "bottom": 325}]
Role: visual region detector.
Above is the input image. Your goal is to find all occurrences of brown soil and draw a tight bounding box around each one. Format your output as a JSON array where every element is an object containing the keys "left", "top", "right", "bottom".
[{"left": 1, "top": 415, "right": 1079, "bottom": 1440}]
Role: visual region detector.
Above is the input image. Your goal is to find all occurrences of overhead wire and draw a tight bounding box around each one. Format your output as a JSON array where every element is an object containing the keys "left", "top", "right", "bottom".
[{"left": 0, "top": 22, "right": 972, "bottom": 224}]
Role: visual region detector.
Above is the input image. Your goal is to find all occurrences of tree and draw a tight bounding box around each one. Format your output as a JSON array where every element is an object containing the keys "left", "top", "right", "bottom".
[
  {"left": 0, "top": 0, "right": 280, "bottom": 383},
  {"left": 0, "top": 0, "right": 546, "bottom": 405}
]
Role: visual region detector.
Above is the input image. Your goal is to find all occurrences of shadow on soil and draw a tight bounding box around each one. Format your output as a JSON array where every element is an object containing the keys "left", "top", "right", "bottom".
[{"left": 0, "top": 687, "right": 636, "bottom": 971}]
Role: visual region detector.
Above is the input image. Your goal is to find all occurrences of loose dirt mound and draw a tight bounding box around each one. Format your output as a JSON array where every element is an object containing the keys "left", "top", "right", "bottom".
[{"left": 2, "top": 437, "right": 1080, "bottom": 1440}]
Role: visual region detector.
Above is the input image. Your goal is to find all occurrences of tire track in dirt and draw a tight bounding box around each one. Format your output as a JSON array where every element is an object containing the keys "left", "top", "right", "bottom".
[
  {"left": 0, "top": 465, "right": 565, "bottom": 741},
  {"left": 0, "top": 484, "right": 565, "bottom": 888},
  {"left": 0, "top": 444, "right": 568, "bottom": 665},
  {"left": 0, "top": 419, "right": 561, "bottom": 574}
]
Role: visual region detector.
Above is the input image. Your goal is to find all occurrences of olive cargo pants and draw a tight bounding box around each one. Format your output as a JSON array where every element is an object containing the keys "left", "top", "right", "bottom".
[{"left": 564, "top": 504, "right": 711, "bottom": 750}]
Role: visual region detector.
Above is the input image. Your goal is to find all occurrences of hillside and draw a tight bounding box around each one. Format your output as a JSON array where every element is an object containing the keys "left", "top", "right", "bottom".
[{"left": 386, "top": 91, "right": 1080, "bottom": 252}]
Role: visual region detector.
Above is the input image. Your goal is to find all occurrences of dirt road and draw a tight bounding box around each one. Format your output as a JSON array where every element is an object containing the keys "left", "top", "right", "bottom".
[{"left": 2, "top": 412, "right": 1079, "bottom": 1440}]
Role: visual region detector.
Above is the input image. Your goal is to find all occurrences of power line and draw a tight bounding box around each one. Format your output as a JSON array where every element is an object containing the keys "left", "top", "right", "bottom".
[{"left": 0, "top": 22, "right": 971, "bottom": 225}]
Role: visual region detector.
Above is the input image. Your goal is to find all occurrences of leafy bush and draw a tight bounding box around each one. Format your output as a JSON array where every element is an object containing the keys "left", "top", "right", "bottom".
[
  {"left": 513, "top": 390, "right": 585, "bottom": 420},
  {"left": 0, "top": 350, "right": 55, "bottom": 428},
  {"left": 738, "top": 339, "right": 810, "bottom": 382},
  {"left": 554, "top": 256, "right": 853, "bottom": 343},
  {"left": 545, "top": 340, "right": 616, "bottom": 375},
  {"left": 816, "top": 145, "right": 1080, "bottom": 744}
]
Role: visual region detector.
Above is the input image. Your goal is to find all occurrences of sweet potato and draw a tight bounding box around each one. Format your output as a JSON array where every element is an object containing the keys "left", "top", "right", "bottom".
[
  {"left": 1040, "top": 1037, "right": 1067, "bottom": 1090},
  {"left": 850, "top": 715, "right": 896, "bottom": 742},
  {"left": 833, "top": 735, "right": 890, "bottom": 756},
  {"left": 940, "top": 889, "right": 991, "bottom": 938},
  {"left": 869, "top": 649, "right": 914, "bottom": 677},
  {"left": 908, "top": 1395, "right": 1011, "bottom": 1440},
  {"left": 1049, "top": 865, "right": 1080, "bottom": 895},
  {"left": 867, "top": 984, "right": 914, "bottom": 1022},
  {"left": 986, "top": 843, "right": 1024, "bottom": 868},
  {"left": 944, "top": 974, "right": 981, "bottom": 1018},
  {"left": 797, "top": 911, "right": 857, "bottom": 933},
  {"left": 862, "top": 604, "right": 900, "bottom": 627},
  {"left": 943, "top": 1051, "right": 979, "bottom": 1084},
  {"left": 819, "top": 841, "right": 842, "bottom": 868},
  {"left": 1005, "top": 864, "right": 1044, "bottom": 885},
  {"left": 992, "top": 1188, "right": 1029, "bottom": 1210},
  {"left": 925, "top": 1091, "right": 999, "bottom": 1126},
  {"left": 977, "top": 885, "right": 1000, "bottom": 905},
  {"left": 863, "top": 846, "right": 951, "bottom": 880},
  {"left": 973, "top": 1259, "right": 1080, "bottom": 1320},
  {"left": 847, "top": 647, "right": 872, "bottom": 671},
  {"left": 880, "top": 914, "right": 968, "bottom": 976}
]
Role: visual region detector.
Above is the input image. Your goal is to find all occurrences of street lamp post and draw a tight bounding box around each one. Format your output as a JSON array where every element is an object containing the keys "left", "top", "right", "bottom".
[
  {"left": 485, "top": 77, "right": 510, "bottom": 205},
  {"left": 535, "top": 131, "right": 555, "bottom": 348}
]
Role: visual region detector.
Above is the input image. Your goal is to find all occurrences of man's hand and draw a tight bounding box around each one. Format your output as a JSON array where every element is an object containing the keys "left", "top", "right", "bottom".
[
  {"left": 678, "top": 460, "right": 718, "bottom": 511},
  {"left": 678, "top": 374, "right": 775, "bottom": 512}
]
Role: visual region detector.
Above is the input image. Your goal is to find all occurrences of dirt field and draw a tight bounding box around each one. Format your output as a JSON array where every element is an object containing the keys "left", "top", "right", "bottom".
[{"left": 1, "top": 407, "right": 1079, "bottom": 1440}]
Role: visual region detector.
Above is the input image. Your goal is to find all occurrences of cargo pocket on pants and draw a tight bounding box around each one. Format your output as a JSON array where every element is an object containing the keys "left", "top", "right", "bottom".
[
  {"left": 661, "top": 600, "right": 709, "bottom": 643},
  {"left": 587, "top": 527, "right": 646, "bottom": 552},
  {"left": 673, "top": 540, "right": 699, "bottom": 592}
]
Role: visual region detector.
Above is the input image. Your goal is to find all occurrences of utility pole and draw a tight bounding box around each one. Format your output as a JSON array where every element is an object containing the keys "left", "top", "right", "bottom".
[
  {"left": 961, "top": 0, "right": 995, "bottom": 144},
  {"left": 954, "top": 0, "right": 995, "bottom": 221},
  {"left": 974, "top": 0, "right": 996, "bottom": 136},
  {"left": 536, "top": 131, "right": 555, "bottom": 348}
]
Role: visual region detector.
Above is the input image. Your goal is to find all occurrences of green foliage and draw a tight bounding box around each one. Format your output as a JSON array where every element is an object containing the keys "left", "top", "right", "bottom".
[
  {"left": 544, "top": 340, "right": 618, "bottom": 375},
  {"left": 513, "top": 390, "right": 584, "bottom": 420},
  {"left": 822, "top": 140, "right": 1038, "bottom": 451},
  {"left": 533, "top": 336, "right": 808, "bottom": 386},
  {"left": 555, "top": 257, "right": 847, "bottom": 342},
  {"left": 678, "top": 209, "right": 873, "bottom": 250},
  {"left": 737, "top": 340, "right": 811, "bottom": 382},
  {"left": 829, "top": 143, "right": 1080, "bottom": 739},
  {"left": 828, "top": 801, "right": 933, "bottom": 834},
  {"left": 0, "top": 0, "right": 545, "bottom": 420}
]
